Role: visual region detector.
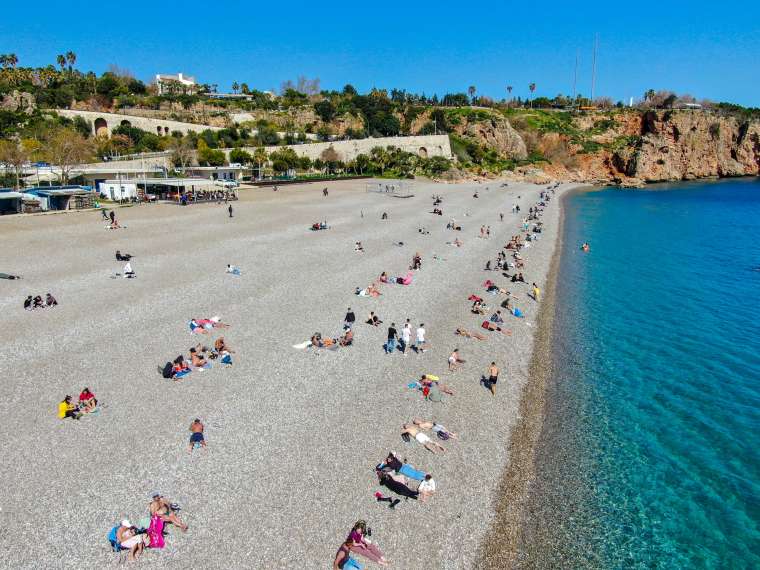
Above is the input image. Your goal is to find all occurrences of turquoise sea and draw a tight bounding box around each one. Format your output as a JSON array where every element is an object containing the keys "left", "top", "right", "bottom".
[{"left": 520, "top": 178, "right": 760, "bottom": 569}]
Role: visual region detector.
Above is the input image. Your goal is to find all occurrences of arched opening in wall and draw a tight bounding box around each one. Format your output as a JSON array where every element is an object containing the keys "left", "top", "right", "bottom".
[
  {"left": 120, "top": 120, "right": 131, "bottom": 127},
  {"left": 94, "top": 117, "right": 108, "bottom": 137},
  {"left": 418, "top": 147, "right": 428, "bottom": 158}
]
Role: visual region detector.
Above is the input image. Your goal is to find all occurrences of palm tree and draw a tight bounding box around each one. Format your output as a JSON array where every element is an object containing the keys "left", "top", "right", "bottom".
[
  {"left": 9, "top": 53, "right": 18, "bottom": 68},
  {"left": 529, "top": 83, "right": 536, "bottom": 108},
  {"left": 507, "top": 85, "right": 513, "bottom": 97},
  {"left": 644, "top": 89, "right": 656, "bottom": 102},
  {"left": 65, "top": 51, "right": 76, "bottom": 71},
  {"left": 468, "top": 85, "right": 476, "bottom": 104},
  {"left": 240, "top": 82, "right": 249, "bottom": 95},
  {"left": 0, "top": 55, "right": 7, "bottom": 69},
  {"left": 56, "top": 54, "right": 66, "bottom": 72},
  {"left": 231, "top": 81, "right": 239, "bottom": 94}
]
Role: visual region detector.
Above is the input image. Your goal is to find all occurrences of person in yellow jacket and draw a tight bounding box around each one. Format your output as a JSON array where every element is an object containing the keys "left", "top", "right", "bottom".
[{"left": 58, "top": 395, "right": 80, "bottom": 420}]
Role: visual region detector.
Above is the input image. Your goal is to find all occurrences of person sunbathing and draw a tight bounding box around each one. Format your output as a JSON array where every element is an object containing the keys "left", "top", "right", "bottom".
[
  {"left": 378, "top": 470, "right": 419, "bottom": 500},
  {"left": 481, "top": 320, "right": 512, "bottom": 335},
  {"left": 490, "top": 310, "right": 504, "bottom": 324},
  {"left": 379, "top": 272, "right": 389, "bottom": 283},
  {"left": 366, "top": 284, "right": 381, "bottom": 297},
  {"left": 471, "top": 301, "right": 486, "bottom": 315},
  {"left": 401, "top": 424, "right": 446, "bottom": 453},
  {"left": 412, "top": 418, "right": 459, "bottom": 440},
  {"left": 78, "top": 387, "right": 97, "bottom": 413},
  {"left": 456, "top": 327, "right": 487, "bottom": 340},
  {"left": 149, "top": 493, "right": 188, "bottom": 531}
]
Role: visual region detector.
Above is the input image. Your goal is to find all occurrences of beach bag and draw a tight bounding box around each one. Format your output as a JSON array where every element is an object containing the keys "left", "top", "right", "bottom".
[
  {"left": 437, "top": 430, "right": 450, "bottom": 440},
  {"left": 161, "top": 362, "right": 174, "bottom": 379},
  {"left": 481, "top": 320, "right": 490, "bottom": 330}
]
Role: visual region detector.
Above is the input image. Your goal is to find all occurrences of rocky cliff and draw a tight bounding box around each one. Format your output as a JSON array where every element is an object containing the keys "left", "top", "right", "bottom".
[{"left": 442, "top": 108, "right": 760, "bottom": 185}]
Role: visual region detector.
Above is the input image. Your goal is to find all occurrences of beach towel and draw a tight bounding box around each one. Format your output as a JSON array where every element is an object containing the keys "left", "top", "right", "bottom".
[
  {"left": 147, "top": 515, "right": 165, "bottom": 549},
  {"left": 399, "top": 464, "right": 426, "bottom": 481},
  {"left": 293, "top": 341, "right": 312, "bottom": 350}
]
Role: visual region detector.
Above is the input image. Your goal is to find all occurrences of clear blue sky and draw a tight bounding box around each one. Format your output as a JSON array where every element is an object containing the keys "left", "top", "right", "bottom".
[{"left": 2, "top": 0, "right": 759, "bottom": 106}]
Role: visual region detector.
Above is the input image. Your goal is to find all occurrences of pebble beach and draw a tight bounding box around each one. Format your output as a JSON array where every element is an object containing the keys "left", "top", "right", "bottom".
[{"left": 0, "top": 178, "right": 576, "bottom": 568}]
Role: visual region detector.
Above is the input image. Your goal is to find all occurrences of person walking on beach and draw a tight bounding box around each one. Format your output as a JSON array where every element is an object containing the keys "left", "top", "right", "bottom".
[
  {"left": 189, "top": 418, "right": 206, "bottom": 452},
  {"left": 486, "top": 362, "right": 499, "bottom": 395},
  {"left": 228, "top": 204, "right": 233, "bottom": 218},
  {"left": 532, "top": 282, "right": 541, "bottom": 301},
  {"left": 400, "top": 319, "right": 412, "bottom": 355},
  {"left": 386, "top": 323, "right": 398, "bottom": 354},
  {"left": 500, "top": 212, "right": 504, "bottom": 222},
  {"left": 416, "top": 323, "right": 426, "bottom": 353}
]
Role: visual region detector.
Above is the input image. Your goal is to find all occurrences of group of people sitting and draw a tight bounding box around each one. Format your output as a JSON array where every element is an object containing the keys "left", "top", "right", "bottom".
[
  {"left": 108, "top": 493, "right": 188, "bottom": 561},
  {"left": 310, "top": 327, "right": 354, "bottom": 349},
  {"left": 310, "top": 221, "right": 329, "bottom": 231},
  {"left": 162, "top": 337, "right": 234, "bottom": 380},
  {"left": 24, "top": 293, "right": 57, "bottom": 310},
  {"left": 58, "top": 388, "right": 97, "bottom": 420}
]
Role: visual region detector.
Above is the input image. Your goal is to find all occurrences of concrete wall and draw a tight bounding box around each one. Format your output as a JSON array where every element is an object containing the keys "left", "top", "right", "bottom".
[
  {"left": 235, "top": 134, "right": 452, "bottom": 163},
  {"left": 56, "top": 110, "right": 222, "bottom": 137}
]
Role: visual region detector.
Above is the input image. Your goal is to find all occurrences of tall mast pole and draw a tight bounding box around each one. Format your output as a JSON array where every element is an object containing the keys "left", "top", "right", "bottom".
[{"left": 591, "top": 34, "right": 598, "bottom": 102}]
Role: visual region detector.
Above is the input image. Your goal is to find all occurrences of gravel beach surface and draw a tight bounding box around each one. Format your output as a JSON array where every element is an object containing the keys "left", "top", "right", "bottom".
[{"left": 0, "top": 178, "right": 575, "bottom": 569}]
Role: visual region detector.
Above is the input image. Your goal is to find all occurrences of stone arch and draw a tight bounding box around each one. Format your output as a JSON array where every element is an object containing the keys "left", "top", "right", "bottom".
[
  {"left": 418, "top": 147, "right": 428, "bottom": 158},
  {"left": 120, "top": 119, "right": 131, "bottom": 127},
  {"left": 94, "top": 117, "right": 109, "bottom": 137}
]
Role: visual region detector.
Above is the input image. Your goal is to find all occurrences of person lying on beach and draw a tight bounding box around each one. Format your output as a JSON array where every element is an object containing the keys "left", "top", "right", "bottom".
[
  {"left": 481, "top": 320, "right": 512, "bottom": 335},
  {"left": 379, "top": 272, "right": 389, "bottom": 283},
  {"left": 456, "top": 327, "right": 487, "bottom": 340},
  {"left": 346, "top": 520, "right": 390, "bottom": 566},
  {"left": 418, "top": 227, "right": 430, "bottom": 235},
  {"left": 115, "top": 250, "right": 132, "bottom": 261},
  {"left": 418, "top": 474, "right": 436, "bottom": 502},
  {"left": 419, "top": 374, "right": 454, "bottom": 396},
  {"left": 45, "top": 293, "right": 58, "bottom": 308},
  {"left": 189, "top": 418, "right": 206, "bottom": 452},
  {"left": 78, "top": 387, "right": 97, "bottom": 413},
  {"left": 339, "top": 327, "right": 354, "bottom": 346},
  {"left": 401, "top": 424, "right": 446, "bottom": 453},
  {"left": 532, "top": 283, "right": 541, "bottom": 301},
  {"left": 412, "top": 419, "right": 459, "bottom": 440},
  {"left": 366, "top": 312, "right": 382, "bottom": 326},
  {"left": 381, "top": 452, "right": 427, "bottom": 480},
  {"left": 225, "top": 264, "right": 241, "bottom": 276},
  {"left": 511, "top": 306, "right": 525, "bottom": 318},
  {"left": 448, "top": 349, "right": 465, "bottom": 371},
  {"left": 57, "top": 395, "right": 81, "bottom": 420},
  {"left": 0, "top": 272, "right": 22, "bottom": 280},
  {"left": 355, "top": 241, "right": 364, "bottom": 253},
  {"left": 378, "top": 470, "right": 419, "bottom": 500},
  {"left": 149, "top": 493, "right": 188, "bottom": 531},
  {"left": 311, "top": 333, "right": 337, "bottom": 349},
  {"left": 490, "top": 310, "right": 504, "bottom": 324},
  {"left": 366, "top": 284, "right": 381, "bottom": 297},
  {"left": 446, "top": 238, "right": 463, "bottom": 247}
]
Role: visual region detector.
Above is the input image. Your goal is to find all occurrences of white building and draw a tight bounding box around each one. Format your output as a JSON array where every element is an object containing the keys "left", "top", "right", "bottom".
[
  {"left": 155, "top": 72, "right": 197, "bottom": 95},
  {"left": 98, "top": 180, "right": 139, "bottom": 201}
]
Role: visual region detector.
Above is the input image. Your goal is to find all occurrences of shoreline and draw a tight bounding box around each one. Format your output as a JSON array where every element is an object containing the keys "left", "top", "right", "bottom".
[{"left": 478, "top": 186, "right": 574, "bottom": 569}]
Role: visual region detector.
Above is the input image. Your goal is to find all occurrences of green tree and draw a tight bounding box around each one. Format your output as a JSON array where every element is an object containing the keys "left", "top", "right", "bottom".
[
  {"left": 56, "top": 54, "right": 66, "bottom": 72},
  {"left": 468, "top": 85, "right": 476, "bottom": 102},
  {"left": 229, "top": 148, "right": 253, "bottom": 164},
  {"left": 314, "top": 99, "right": 336, "bottom": 123},
  {"left": 43, "top": 128, "right": 95, "bottom": 184},
  {"left": 65, "top": 51, "right": 76, "bottom": 72},
  {"left": 0, "top": 139, "right": 29, "bottom": 189}
]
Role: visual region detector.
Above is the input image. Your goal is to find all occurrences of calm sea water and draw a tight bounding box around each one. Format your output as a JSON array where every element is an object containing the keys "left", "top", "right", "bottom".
[{"left": 521, "top": 178, "right": 760, "bottom": 569}]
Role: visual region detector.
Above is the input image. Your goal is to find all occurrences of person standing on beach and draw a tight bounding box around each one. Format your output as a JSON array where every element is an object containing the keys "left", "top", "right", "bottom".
[
  {"left": 344, "top": 308, "right": 355, "bottom": 329},
  {"left": 386, "top": 323, "right": 398, "bottom": 354},
  {"left": 532, "top": 282, "right": 541, "bottom": 301},
  {"left": 500, "top": 212, "right": 504, "bottom": 222},
  {"left": 228, "top": 204, "right": 233, "bottom": 218},
  {"left": 416, "top": 323, "right": 426, "bottom": 353},
  {"left": 486, "top": 362, "right": 499, "bottom": 395}
]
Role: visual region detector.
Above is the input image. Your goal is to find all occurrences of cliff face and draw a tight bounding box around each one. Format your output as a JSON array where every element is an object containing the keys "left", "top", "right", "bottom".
[
  {"left": 457, "top": 109, "right": 760, "bottom": 185},
  {"left": 621, "top": 111, "right": 760, "bottom": 182}
]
